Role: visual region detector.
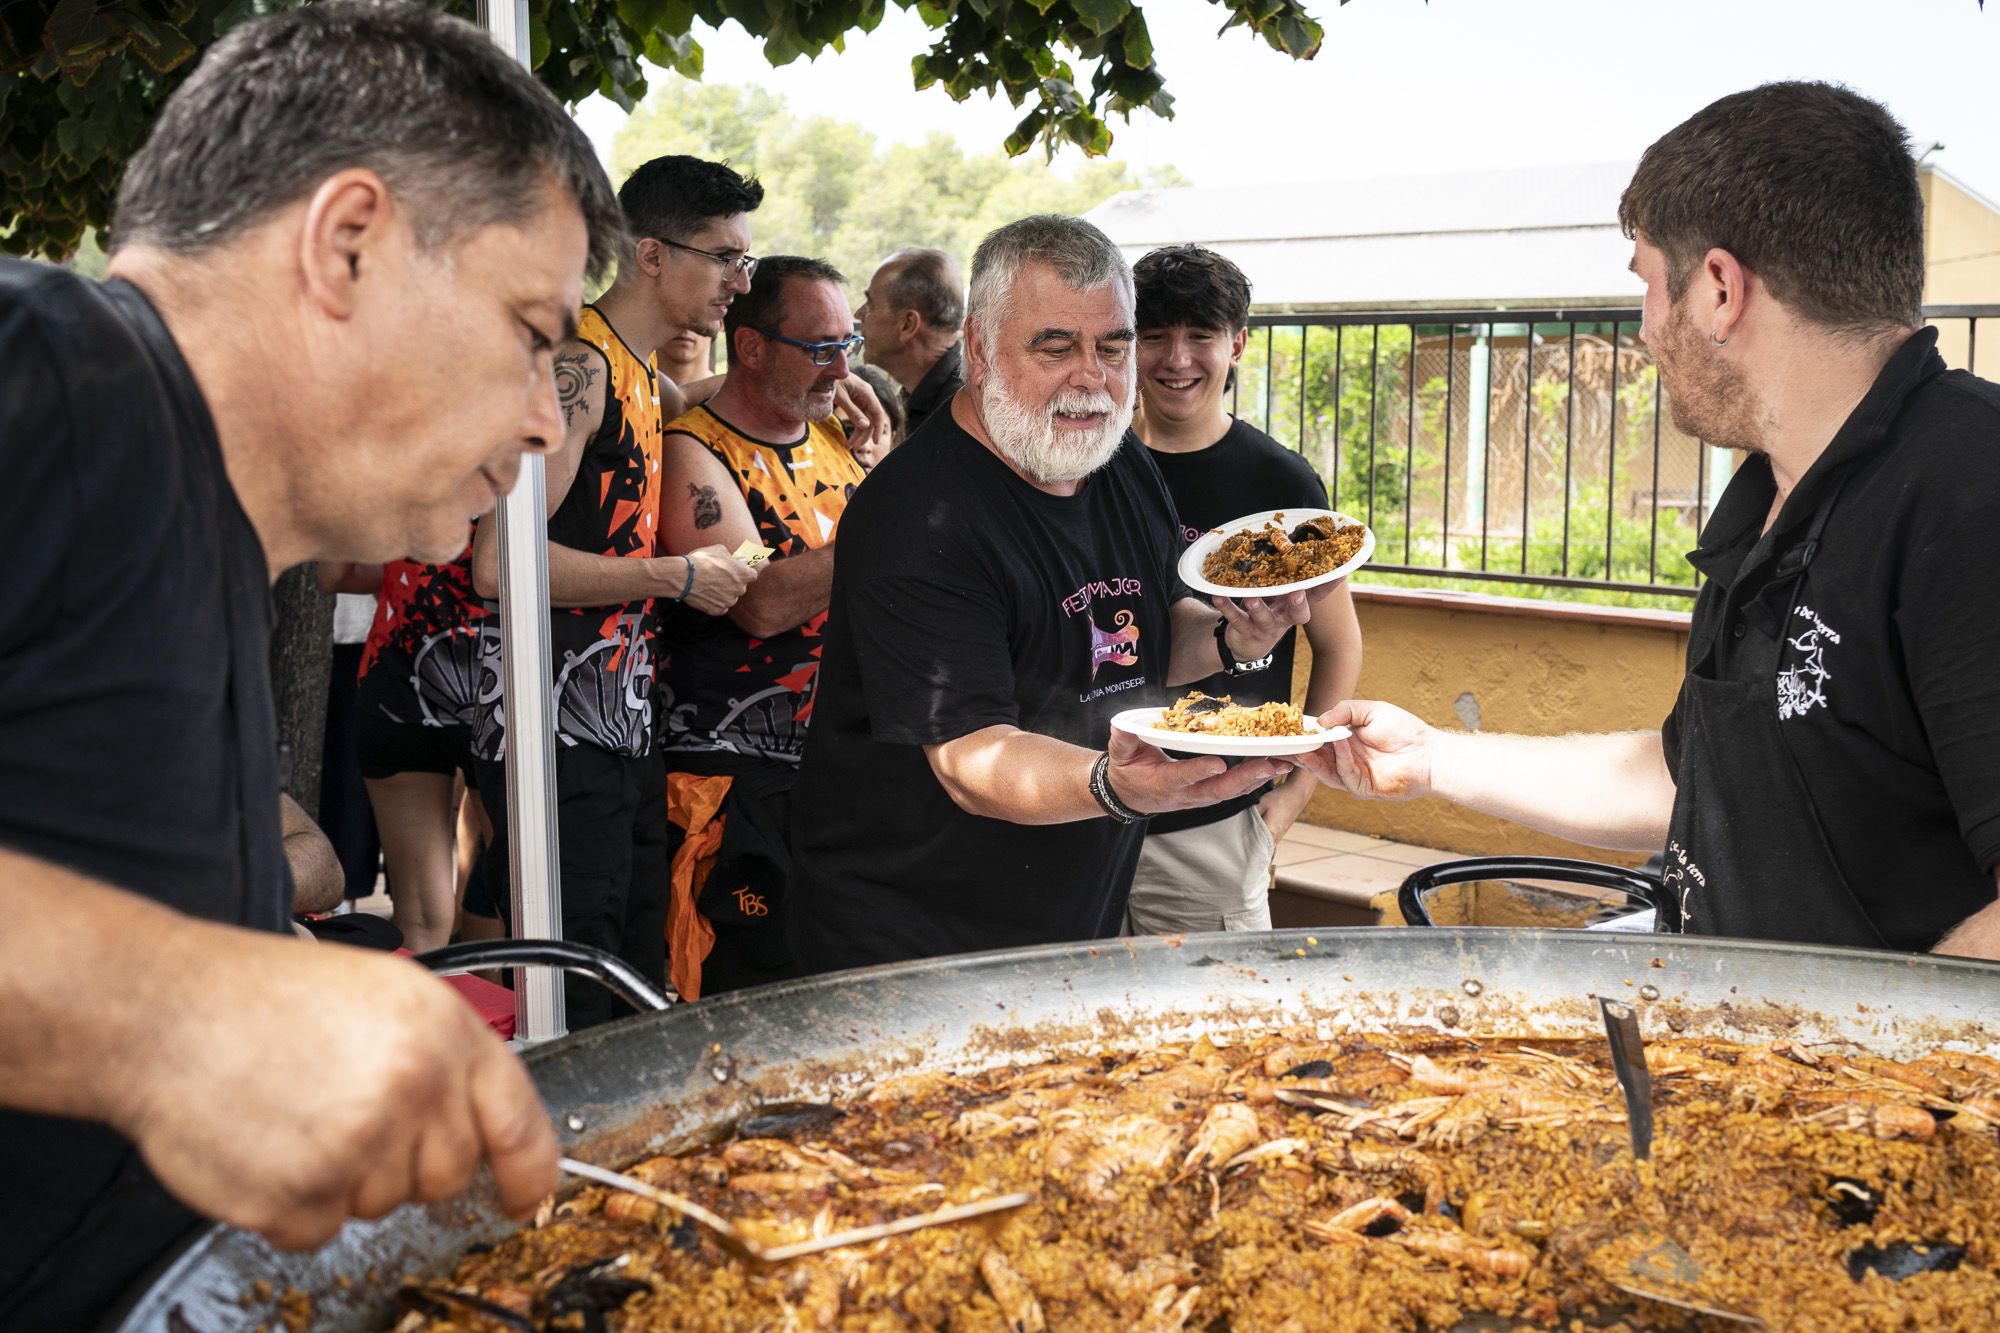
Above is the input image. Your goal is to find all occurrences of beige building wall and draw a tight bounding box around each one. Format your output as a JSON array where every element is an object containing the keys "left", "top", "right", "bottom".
[
  {"left": 1292, "top": 586, "right": 1689, "bottom": 866},
  {"left": 1922, "top": 168, "right": 2000, "bottom": 378}
]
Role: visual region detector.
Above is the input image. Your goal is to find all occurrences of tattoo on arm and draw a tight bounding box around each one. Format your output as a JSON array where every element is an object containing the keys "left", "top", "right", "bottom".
[
  {"left": 555, "top": 352, "right": 599, "bottom": 428},
  {"left": 689, "top": 483, "right": 723, "bottom": 530}
]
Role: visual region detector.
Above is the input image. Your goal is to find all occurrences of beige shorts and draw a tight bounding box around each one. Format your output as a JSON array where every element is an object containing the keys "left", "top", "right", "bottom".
[{"left": 1125, "top": 804, "right": 1275, "bottom": 935}]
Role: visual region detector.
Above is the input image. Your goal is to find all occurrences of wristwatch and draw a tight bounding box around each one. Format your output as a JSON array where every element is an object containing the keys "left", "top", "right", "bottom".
[{"left": 1214, "top": 616, "right": 1275, "bottom": 676}]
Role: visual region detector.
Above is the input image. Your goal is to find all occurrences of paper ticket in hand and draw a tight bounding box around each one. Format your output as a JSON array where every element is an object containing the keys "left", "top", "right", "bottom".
[{"left": 732, "top": 539, "right": 776, "bottom": 567}]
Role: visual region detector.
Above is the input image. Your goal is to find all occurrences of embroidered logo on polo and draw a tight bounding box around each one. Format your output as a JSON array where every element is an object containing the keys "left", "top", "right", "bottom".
[
  {"left": 1661, "top": 837, "right": 1708, "bottom": 930},
  {"left": 1776, "top": 605, "right": 1841, "bottom": 721}
]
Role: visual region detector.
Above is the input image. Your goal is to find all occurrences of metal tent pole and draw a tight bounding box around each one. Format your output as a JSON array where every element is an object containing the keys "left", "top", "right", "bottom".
[{"left": 479, "top": 0, "right": 566, "bottom": 1043}]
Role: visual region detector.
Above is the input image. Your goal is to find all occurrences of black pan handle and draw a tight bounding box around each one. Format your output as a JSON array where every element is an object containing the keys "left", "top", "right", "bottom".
[
  {"left": 1396, "top": 855, "right": 1679, "bottom": 932},
  {"left": 414, "top": 939, "right": 675, "bottom": 1014}
]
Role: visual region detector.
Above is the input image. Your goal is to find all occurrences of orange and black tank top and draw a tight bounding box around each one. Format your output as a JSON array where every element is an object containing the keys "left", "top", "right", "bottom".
[
  {"left": 474, "top": 305, "right": 664, "bottom": 760},
  {"left": 657, "top": 405, "right": 865, "bottom": 764}
]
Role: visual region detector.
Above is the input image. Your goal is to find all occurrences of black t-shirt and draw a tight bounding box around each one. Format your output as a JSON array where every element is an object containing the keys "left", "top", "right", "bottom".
[
  {"left": 1662, "top": 328, "right": 2000, "bottom": 948},
  {"left": 0, "top": 261, "right": 289, "bottom": 1327},
  {"left": 904, "top": 342, "right": 965, "bottom": 436},
  {"left": 788, "top": 410, "right": 1189, "bottom": 972},
  {"left": 1145, "top": 417, "right": 1330, "bottom": 834}
]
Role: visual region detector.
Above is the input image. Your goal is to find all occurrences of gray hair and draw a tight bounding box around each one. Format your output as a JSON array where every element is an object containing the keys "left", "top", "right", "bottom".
[
  {"left": 967, "top": 215, "right": 1132, "bottom": 348},
  {"left": 883, "top": 246, "right": 965, "bottom": 334},
  {"left": 112, "top": 0, "right": 624, "bottom": 284}
]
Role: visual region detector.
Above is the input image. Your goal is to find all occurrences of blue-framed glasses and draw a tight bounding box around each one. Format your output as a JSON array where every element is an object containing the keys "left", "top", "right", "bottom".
[
  {"left": 662, "top": 239, "right": 758, "bottom": 278},
  {"left": 754, "top": 328, "right": 864, "bottom": 367}
]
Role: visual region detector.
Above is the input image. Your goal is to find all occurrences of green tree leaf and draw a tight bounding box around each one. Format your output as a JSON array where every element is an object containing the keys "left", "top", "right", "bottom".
[
  {"left": 1070, "top": 0, "right": 1133, "bottom": 36},
  {"left": 4, "top": 0, "right": 1326, "bottom": 260}
]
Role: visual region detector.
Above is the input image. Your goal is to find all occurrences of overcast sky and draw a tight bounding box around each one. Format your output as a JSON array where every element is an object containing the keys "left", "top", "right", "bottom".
[{"left": 574, "top": 0, "right": 2000, "bottom": 202}]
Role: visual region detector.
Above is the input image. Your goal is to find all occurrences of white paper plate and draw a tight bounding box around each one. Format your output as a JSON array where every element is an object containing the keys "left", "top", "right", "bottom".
[
  {"left": 1178, "top": 507, "right": 1375, "bottom": 600},
  {"left": 1111, "top": 706, "right": 1350, "bottom": 757}
]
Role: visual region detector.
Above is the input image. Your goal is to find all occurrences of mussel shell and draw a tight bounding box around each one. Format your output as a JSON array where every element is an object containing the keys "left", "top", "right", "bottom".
[
  {"left": 735, "top": 1101, "right": 845, "bottom": 1139},
  {"left": 1251, "top": 537, "right": 1282, "bottom": 557},
  {"left": 545, "top": 1258, "right": 651, "bottom": 1333},
  {"left": 1278, "top": 1058, "right": 1336, "bottom": 1079},
  {"left": 1846, "top": 1240, "right": 1966, "bottom": 1281},
  {"left": 1182, "top": 696, "right": 1229, "bottom": 716},
  {"left": 1232, "top": 558, "right": 1256, "bottom": 574},
  {"left": 1288, "top": 522, "right": 1332, "bottom": 543}
]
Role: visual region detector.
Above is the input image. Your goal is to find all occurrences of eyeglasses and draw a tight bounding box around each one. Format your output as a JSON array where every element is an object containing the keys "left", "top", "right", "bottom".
[
  {"left": 754, "top": 328, "right": 865, "bottom": 367},
  {"left": 662, "top": 239, "right": 758, "bottom": 278}
]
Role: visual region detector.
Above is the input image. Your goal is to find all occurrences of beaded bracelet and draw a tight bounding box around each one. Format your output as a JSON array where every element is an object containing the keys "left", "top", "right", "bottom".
[{"left": 1089, "top": 752, "right": 1143, "bottom": 824}]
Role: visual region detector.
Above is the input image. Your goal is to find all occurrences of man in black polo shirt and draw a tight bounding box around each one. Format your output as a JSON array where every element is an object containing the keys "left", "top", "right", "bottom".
[
  {"left": 856, "top": 245, "right": 967, "bottom": 435},
  {"left": 1295, "top": 82, "right": 2000, "bottom": 957},
  {"left": 0, "top": 5, "right": 624, "bottom": 1324},
  {"left": 789, "top": 215, "right": 1323, "bottom": 972}
]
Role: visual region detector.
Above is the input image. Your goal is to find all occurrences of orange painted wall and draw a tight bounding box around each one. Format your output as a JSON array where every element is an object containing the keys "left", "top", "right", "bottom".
[{"left": 1292, "top": 585, "right": 1690, "bottom": 865}]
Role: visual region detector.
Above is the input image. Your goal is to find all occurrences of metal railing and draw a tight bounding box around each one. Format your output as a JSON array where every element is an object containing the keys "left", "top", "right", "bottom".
[{"left": 1226, "top": 304, "right": 1999, "bottom": 602}]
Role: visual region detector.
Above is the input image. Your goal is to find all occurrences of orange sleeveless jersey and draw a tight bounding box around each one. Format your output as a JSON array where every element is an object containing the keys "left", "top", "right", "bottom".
[
  {"left": 474, "top": 305, "right": 666, "bottom": 760},
  {"left": 657, "top": 406, "right": 865, "bottom": 762}
]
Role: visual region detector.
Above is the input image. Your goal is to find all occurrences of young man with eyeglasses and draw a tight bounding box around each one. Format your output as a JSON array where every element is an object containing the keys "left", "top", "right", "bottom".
[
  {"left": 654, "top": 256, "right": 870, "bottom": 996},
  {"left": 469, "top": 155, "right": 764, "bottom": 1025}
]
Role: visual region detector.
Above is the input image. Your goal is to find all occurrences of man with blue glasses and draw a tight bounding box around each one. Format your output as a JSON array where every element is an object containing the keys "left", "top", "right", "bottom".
[{"left": 654, "top": 256, "right": 871, "bottom": 996}]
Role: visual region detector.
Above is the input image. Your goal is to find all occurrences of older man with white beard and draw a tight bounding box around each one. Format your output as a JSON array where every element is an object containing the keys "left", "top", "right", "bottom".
[{"left": 786, "top": 215, "right": 1326, "bottom": 972}]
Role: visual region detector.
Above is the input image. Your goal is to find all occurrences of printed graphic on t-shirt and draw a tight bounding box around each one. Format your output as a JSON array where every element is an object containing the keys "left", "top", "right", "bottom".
[
  {"left": 1777, "top": 604, "right": 1840, "bottom": 721},
  {"left": 1087, "top": 609, "right": 1141, "bottom": 678},
  {"left": 1064, "top": 575, "right": 1148, "bottom": 702}
]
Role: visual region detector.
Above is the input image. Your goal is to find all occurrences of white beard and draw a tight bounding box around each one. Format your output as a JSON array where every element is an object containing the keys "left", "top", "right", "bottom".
[{"left": 979, "top": 374, "right": 1133, "bottom": 485}]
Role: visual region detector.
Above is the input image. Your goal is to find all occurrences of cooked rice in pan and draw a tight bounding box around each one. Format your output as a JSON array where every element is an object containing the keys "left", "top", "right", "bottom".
[{"left": 397, "top": 1029, "right": 2000, "bottom": 1331}]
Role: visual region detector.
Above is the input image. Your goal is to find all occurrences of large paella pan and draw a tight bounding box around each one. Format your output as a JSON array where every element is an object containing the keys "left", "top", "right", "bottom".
[{"left": 112, "top": 929, "right": 2000, "bottom": 1331}]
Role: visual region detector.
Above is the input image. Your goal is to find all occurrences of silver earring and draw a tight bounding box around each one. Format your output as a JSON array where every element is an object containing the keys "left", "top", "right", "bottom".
[{"left": 1710, "top": 331, "right": 1728, "bottom": 347}]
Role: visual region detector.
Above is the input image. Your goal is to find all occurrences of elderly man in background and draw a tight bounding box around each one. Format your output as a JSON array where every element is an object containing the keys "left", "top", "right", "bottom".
[
  {"left": 856, "top": 245, "right": 967, "bottom": 437},
  {"left": 656, "top": 256, "right": 869, "bottom": 996},
  {"left": 0, "top": 3, "right": 622, "bottom": 1322},
  {"left": 787, "top": 215, "right": 1326, "bottom": 974},
  {"left": 1296, "top": 82, "right": 2000, "bottom": 958}
]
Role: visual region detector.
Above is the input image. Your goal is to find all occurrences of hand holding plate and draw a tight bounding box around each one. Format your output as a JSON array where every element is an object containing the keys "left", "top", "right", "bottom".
[
  {"left": 1286, "top": 699, "right": 1439, "bottom": 802},
  {"left": 1105, "top": 726, "right": 1290, "bottom": 815},
  {"left": 1213, "top": 589, "right": 1313, "bottom": 663}
]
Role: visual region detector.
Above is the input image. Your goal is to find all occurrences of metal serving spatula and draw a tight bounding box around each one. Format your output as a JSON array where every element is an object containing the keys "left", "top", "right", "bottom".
[{"left": 1596, "top": 998, "right": 1765, "bottom": 1327}]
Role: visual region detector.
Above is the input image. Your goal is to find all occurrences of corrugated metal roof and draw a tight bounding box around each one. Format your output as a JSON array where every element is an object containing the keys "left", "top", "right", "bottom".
[{"left": 1088, "top": 162, "right": 1644, "bottom": 309}]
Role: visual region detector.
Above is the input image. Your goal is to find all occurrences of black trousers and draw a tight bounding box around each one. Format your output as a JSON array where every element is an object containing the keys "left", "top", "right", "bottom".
[{"left": 478, "top": 745, "right": 670, "bottom": 1030}]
